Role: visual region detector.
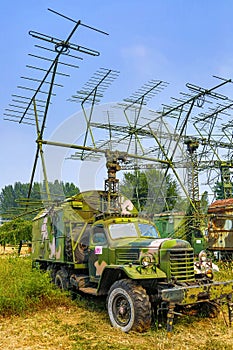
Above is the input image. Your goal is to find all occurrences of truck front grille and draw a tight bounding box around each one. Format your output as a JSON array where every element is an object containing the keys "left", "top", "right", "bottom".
[
  {"left": 169, "top": 249, "right": 195, "bottom": 282},
  {"left": 116, "top": 251, "right": 139, "bottom": 264}
]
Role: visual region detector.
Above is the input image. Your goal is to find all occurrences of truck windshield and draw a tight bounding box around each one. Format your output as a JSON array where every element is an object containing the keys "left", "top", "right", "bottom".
[
  {"left": 138, "top": 223, "right": 159, "bottom": 238},
  {"left": 108, "top": 223, "right": 138, "bottom": 239}
]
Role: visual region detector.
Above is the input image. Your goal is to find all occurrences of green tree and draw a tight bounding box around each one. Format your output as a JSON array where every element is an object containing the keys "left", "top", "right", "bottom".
[
  {"left": 0, "top": 183, "right": 31, "bottom": 218},
  {"left": 213, "top": 181, "right": 233, "bottom": 200},
  {"left": 164, "top": 174, "right": 180, "bottom": 211},
  {"left": 63, "top": 182, "right": 79, "bottom": 197},
  {"left": 0, "top": 184, "right": 17, "bottom": 213},
  {"left": 0, "top": 181, "right": 79, "bottom": 219},
  {"left": 40, "top": 180, "right": 79, "bottom": 201},
  {"left": 213, "top": 181, "right": 224, "bottom": 199},
  {"left": 120, "top": 171, "right": 148, "bottom": 211},
  {"left": 120, "top": 169, "right": 181, "bottom": 214},
  {"left": 200, "top": 190, "right": 209, "bottom": 214},
  {"left": 0, "top": 218, "right": 32, "bottom": 246}
]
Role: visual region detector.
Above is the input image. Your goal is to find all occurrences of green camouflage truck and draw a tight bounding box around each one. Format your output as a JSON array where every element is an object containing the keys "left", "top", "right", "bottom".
[{"left": 32, "top": 190, "right": 233, "bottom": 333}]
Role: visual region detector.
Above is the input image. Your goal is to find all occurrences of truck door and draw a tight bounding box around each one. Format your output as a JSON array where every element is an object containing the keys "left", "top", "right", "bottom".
[{"left": 88, "top": 225, "right": 108, "bottom": 281}]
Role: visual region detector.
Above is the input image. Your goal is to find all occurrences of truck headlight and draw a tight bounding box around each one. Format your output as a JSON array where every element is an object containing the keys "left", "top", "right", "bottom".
[{"left": 141, "top": 255, "right": 152, "bottom": 268}]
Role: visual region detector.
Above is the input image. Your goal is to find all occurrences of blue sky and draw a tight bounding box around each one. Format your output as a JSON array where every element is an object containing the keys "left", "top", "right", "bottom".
[{"left": 1, "top": 0, "right": 233, "bottom": 192}]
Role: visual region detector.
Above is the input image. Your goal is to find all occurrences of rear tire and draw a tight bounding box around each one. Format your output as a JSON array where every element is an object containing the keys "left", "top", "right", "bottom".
[
  {"left": 46, "top": 265, "right": 56, "bottom": 283},
  {"left": 107, "top": 279, "right": 151, "bottom": 332},
  {"left": 55, "top": 269, "right": 69, "bottom": 291}
]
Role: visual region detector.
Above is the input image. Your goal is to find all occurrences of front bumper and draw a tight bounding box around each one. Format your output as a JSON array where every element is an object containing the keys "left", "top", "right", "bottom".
[{"left": 161, "top": 280, "right": 233, "bottom": 305}]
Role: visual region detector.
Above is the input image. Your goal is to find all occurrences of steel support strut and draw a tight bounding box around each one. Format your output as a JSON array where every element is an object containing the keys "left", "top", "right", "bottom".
[
  {"left": 166, "top": 302, "right": 175, "bottom": 335},
  {"left": 227, "top": 300, "right": 233, "bottom": 326}
]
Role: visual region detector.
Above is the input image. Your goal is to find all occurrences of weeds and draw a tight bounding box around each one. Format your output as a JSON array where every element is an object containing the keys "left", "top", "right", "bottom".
[
  {"left": 0, "top": 257, "right": 233, "bottom": 349},
  {"left": 215, "top": 261, "right": 233, "bottom": 281},
  {"left": 0, "top": 256, "right": 69, "bottom": 316}
]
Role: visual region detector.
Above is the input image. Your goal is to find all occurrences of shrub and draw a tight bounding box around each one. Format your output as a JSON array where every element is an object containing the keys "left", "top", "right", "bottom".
[
  {"left": 214, "top": 261, "right": 233, "bottom": 281},
  {"left": 0, "top": 256, "right": 69, "bottom": 316}
]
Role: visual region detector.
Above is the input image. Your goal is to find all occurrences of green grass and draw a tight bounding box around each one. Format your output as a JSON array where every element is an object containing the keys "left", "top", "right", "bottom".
[
  {"left": 214, "top": 261, "right": 233, "bottom": 281},
  {"left": 0, "top": 258, "right": 233, "bottom": 349},
  {"left": 0, "top": 256, "right": 69, "bottom": 316}
]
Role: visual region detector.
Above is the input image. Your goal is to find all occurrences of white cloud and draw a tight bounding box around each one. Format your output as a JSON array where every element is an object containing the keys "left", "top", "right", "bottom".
[
  {"left": 121, "top": 44, "right": 148, "bottom": 58},
  {"left": 120, "top": 44, "right": 169, "bottom": 78}
]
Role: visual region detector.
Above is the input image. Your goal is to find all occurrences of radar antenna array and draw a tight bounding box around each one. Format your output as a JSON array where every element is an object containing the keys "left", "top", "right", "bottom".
[
  {"left": 68, "top": 67, "right": 120, "bottom": 160},
  {"left": 3, "top": 8, "right": 108, "bottom": 203},
  {"left": 4, "top": 8, "right": 233, "bottom": 248}
]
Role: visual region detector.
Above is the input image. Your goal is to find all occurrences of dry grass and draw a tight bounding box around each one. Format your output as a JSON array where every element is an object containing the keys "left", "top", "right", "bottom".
[
  {"left": 0, "top": 297, "right": 233, "bottom": 350},
  {"left": 0, "top": 254, "right": 233, "bottom": 349}
]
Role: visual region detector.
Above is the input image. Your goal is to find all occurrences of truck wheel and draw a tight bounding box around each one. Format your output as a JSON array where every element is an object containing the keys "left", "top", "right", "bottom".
[
  {"left": 55, "top": 270, "right": 69, "bottom": 291},
  {"left": 107, "top": 279, "right": 151, "bottom": 332},
  {"left": 46, "top": 264, "right": 57, "bottom": 282}
]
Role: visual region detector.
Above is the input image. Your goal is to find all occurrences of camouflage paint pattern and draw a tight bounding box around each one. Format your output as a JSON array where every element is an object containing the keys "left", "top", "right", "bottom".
[
  {"left": 32, "top": 190, "right": 233, "bottom": 309},
  {"left": 32, "top": 190, "right": 139, "bottom": 265},
  {"left": 32, "top": 191, "right": 190, "bottom": 282}
]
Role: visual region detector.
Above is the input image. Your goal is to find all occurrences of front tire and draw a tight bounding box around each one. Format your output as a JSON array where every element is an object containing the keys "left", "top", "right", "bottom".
[{"left": 107, "top": 279, "right": 151, "bottom": 332}]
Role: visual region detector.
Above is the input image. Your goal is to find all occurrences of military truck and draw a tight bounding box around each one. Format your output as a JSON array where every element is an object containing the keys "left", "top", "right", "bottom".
[{"left": 32, "top": 187, "right": 233, "bottom": 333}]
